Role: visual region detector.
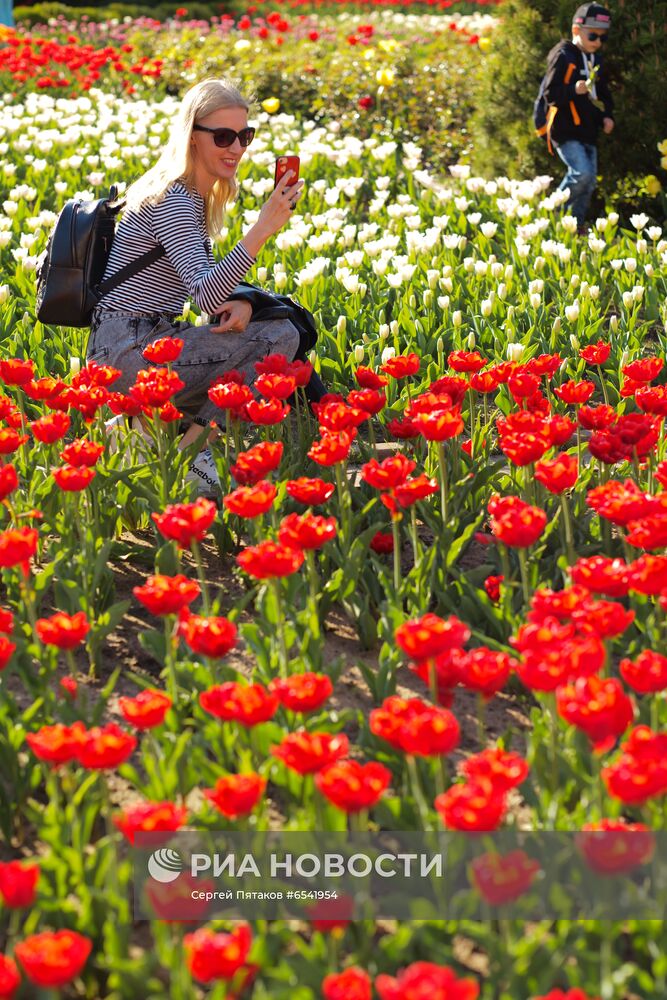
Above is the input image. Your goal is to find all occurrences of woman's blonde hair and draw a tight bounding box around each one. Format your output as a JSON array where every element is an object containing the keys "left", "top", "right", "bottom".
[{"left": 124, "top": 78, "right": 251, "bottom": 238}]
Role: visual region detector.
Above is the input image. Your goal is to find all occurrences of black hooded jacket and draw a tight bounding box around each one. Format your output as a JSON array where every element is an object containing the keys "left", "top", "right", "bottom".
[{"left": 543, "top": 39, "right": 614, "bottom": 145}]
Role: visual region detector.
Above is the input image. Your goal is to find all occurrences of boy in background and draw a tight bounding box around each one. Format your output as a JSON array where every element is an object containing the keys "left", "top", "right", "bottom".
[{"left": 543, "top": 3, "right": 615, "bottom": 233}]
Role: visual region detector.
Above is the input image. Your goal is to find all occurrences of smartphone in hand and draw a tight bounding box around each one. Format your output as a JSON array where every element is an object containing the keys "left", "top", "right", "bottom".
[{"left": 274, "top": 155, "right": 300, "bottom": 189}]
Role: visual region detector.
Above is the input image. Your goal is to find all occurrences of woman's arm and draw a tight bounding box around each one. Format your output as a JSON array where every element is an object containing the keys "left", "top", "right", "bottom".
[{"left": 151, "top": 190, "right": 255, "bottom": 315}]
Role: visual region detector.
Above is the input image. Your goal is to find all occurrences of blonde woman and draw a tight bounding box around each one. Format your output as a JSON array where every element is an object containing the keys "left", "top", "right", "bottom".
[{"left": 88, "top": 78, "right": 304, "bottom": 492}]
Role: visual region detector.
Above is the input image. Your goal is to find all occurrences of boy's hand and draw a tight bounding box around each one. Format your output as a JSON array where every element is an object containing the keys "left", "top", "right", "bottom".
[
  {"left": 603, "top": 117, "right": 615, "bottom": 134},
  {"left": 575, "top": 80, "right": 590, "bottom": 95}
]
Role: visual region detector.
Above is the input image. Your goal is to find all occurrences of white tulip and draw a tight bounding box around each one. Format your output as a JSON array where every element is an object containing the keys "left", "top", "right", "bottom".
[
  {"left": 506, "top": 342, "right": 524, "bottom": 362},
  {"left": 452, "top": 311, "right": 462, "bottom": 327}
]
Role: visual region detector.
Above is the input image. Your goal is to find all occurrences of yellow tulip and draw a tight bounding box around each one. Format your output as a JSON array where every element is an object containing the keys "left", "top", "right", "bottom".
[
  {"left": 261, "top": 98, "right": 280, "bottom": 114},
  {"left": 363, "top": 48, "right": 376, "bottom": 61},
  {"left": 378, "top": 38, "right": 398, "bottom": 54},
  {"left": 645, "top": 175, "right": 662, "bottom": 197},
  {"left": 657, "top": 138, "right": 667, "bottom": 155},
  {"left": 478, "top": 36, "right": 492, "bottom": 53},
  {"left": 375, "top": 68, "right": 395, "bottom": 87},
  {"left": 661, "top": 155, "right": 667, "bottom": 171}
]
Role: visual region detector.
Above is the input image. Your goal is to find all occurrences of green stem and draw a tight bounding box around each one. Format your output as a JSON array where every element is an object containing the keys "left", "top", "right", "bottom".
[
  {"left": 406, "top": 754, "right": 432, "bottom": 832},
  {"left": 517, "top": 547, "right": 531, "bottom": 606},
  {"left": 190, "top": 540, "right": 211, "bottom": 614},
  {"left": 436, "top": 441, "right": 448, "bottom": 525},
  {"left": 409, "top": 507, "right": 420, "bottom": 568},
  {"left": 271, "top": 578, "right": 290, "bottom": 678},
  {"left": 391, "top": 516, "right": 401, "bottom": 594},
  {"left": 560, "top": 493, "right": 576, "bottom": 566},
  {"left": 164, "top": 615, "right": 178, "bottom": 704}
]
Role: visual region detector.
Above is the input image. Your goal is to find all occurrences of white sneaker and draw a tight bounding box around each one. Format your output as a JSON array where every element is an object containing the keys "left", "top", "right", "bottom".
[{"left": 186, "top": 447, "right": 220, "bottom": 496}]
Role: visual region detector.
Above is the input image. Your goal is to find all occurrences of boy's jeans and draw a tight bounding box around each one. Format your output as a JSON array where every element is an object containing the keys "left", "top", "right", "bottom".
[{"left": 555, "top": 141, "right": 598, "bottom": 227}]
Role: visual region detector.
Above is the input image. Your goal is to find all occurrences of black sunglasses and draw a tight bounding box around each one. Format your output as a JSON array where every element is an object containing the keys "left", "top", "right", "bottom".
[
  {"left": 192, "top": 124, "right": 256, "bottom": 148},
  {"left": 586, "top": 31, "right": 607, "bottom": 42}
]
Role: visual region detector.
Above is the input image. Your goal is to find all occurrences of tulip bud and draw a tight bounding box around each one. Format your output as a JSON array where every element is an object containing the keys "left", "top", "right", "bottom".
[
  {"left": 390, "top": 320, "right": 398, "bottom": 336},
  {"left": 467, "top": 332, "right": 475, "bottom": 350},
  {"left": 354, "top": 344, "right": 365, "bottom": 363},
  {"left": 409, "top": 294, "right": 417, "bottom": 309},
  {"left": 437, "top": 337, "right": 444, "bottom": 354},
  {"left": 359, "top": 282, "right": 368, "bottom": 297},
  {"left": 256, "top": 266, "right": 268, "bottom": 283},
  {"left": 529, "top": 293, "right": 541, "bottom": 310},
  {"left": 378, "top": 309, "right": 386, "bottom": 324},
  {"left": 506, "top": 342, "right": 524, "bottom": 362},
  {"left": 379, "top": 324, "right": 389, "bottom": 341},
  {"left": 481, "top": 298, "right": 492, "bottom": 317},
  {"left": 570, "top": 334, "right": 579, "bottom": 351},
  {"left": 645, "top": 264, "right": 654, "bottom": 278},
  {"left": 552, "top": 316, "right": 561, "bottom": 336},
  {"left": 274, "top": 271, "right": 288, "bottom": 290},
  {"left": 423, "top": 289, "right": 433, "bottom": 307},
  {"left": 362, "top": 334, "right": 370, "bottom": 344},
  {"left": 534, "top": 256, "right": 545, "bottom": 271},
  {"left": 0, "top": 284, "right": 9, "bottom": 304},
  {"left": 70, "top": 356, "right": 81, "bottom": 376},
  {"left": 636, "top": 239, "right": 648, "bottom": 255},
  {"left": 452, "top": 310, "right": 462, "bottom": 327},
  {"left": 504, "top": 264, "right": 514, "bottom": 280},
  {"left": 336, "top": 316, "right": 347, "bottom": 336},
  {"left": 381, "top": 346, "right": 396, "bottom": 365},
  {"left": 437, "top": 295, "right": 450, "bottom": 310},
  {"left": 570, "top": 273, "right": 580, "bottom": 288},
  {"left": 620, "top": 349, "right": 628, "bottom": 369},
  {"left": 609, "top": 315, "right": 618, "bottom": 333},
  {"left": 497, "top": 282, "right": 507, "bottom": 301},
  {"left": 507, "top": 305, "right": 515, "bottom": 320}
]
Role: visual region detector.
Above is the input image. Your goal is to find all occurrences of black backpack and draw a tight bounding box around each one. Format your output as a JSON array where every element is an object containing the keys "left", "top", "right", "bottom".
[
  {"left": 35, "top": 184, "right": 166, "bottom": 327},
  {"left": 533, "top": 74, "right": 549, "bottom": 139}
]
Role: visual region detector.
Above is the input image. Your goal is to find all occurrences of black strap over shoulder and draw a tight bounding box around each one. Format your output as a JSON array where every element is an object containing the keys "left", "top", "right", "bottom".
[{"left": 96, "top": 244, "right": 167, "bottom": 298}]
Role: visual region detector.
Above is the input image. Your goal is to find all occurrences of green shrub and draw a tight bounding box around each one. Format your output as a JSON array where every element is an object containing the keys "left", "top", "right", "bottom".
[{"left": 470, "top": 0, "right": 667, "bottom": 216}]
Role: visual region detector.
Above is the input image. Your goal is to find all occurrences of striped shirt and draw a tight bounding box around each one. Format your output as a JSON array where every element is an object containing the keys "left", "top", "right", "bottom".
[{"left": 98, "top": 181, "right": 255, "bottom": 316}]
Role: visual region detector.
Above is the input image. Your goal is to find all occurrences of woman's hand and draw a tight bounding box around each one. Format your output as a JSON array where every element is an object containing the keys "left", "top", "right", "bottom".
[
  {"left": 210, "top": 299, "right": 253, "bottom": 334},
  {"left": 241, "top": 172, "right": 305, "bottom": 258}
]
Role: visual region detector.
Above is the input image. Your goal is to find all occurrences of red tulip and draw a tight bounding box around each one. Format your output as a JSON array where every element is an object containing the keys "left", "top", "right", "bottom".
[
  {"left": 113, "top": 800, "right": 187, "bottom": 845},
  {"left": 14, "top": 930, "right": 92, "bottom": 988},
  {"left": 204, "top": 773, "right": 266, "bottom": 819}
]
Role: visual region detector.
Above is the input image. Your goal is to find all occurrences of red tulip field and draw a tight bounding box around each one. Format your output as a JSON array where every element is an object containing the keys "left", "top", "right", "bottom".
[{"left": 0, "top": 5, "right": 666, "bottom": 999}]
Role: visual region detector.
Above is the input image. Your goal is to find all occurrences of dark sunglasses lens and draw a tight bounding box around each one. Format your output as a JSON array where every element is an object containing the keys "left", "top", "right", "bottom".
[
  {"left": 588, "top": 31, "right": 606, "bottom": 41},
  {"left": 212, "top": 127, "right": 255, "bottom": 147},
  {"left": 212, "top": 129, "right": 237, "bottom": 148}
]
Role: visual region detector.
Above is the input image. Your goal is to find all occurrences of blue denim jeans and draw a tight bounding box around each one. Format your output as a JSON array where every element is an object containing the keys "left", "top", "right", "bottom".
[
  {"left": 555, "top": 141, "right": 598, "bottom": 227},
  {"left": 86, "top": 309, "right": 300, "bottom": 427}
]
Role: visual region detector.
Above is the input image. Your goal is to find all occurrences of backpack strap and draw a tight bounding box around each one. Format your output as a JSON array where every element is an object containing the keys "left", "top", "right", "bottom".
[{"left": 96, "top": 244, "right": 167, "bottom": 298}]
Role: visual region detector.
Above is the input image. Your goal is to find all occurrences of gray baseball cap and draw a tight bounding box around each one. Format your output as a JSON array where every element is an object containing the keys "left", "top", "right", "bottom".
[{"left": 572, "top": 3, "right": 611, "bottom": 29}]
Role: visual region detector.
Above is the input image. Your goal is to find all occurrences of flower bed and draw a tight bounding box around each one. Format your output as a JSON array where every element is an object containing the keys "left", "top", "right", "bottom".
[{"left": 0, "top": 40, "right": 665, "bottom": 1000}]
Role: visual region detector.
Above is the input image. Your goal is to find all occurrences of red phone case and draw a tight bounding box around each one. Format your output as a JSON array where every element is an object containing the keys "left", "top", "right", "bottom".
[{"left": 274, "top": 155, "right": 300, "bottom": 188}]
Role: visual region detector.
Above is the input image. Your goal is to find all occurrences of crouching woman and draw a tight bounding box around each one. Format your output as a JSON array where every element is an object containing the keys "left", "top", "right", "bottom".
[{"left": 87, "top": 77, "right": 304, "bottom": 487}]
